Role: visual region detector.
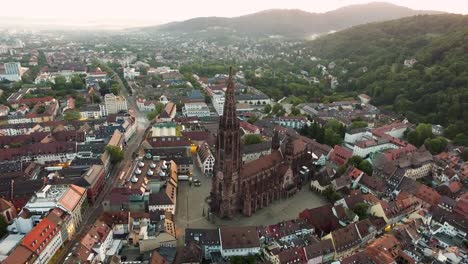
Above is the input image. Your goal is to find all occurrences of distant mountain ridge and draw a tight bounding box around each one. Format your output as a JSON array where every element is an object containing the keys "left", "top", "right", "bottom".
[{"left": 139, "top": 2, "right": 445, "bottom": 38}]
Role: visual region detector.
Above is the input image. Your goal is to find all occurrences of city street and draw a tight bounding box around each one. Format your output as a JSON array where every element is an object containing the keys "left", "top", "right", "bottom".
[{"left": 55, "top": 74, "right": 150, "bottom": 264}]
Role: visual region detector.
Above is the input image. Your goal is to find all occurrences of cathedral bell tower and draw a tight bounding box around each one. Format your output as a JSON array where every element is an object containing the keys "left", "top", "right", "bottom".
[{"left": 210, "top": 67, "right": 242, "bottom": 219}]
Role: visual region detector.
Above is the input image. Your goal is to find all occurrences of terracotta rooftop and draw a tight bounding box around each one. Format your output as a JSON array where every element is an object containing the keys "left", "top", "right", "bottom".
[
  {"left": 22, "top": 217, "right": 58, "bottom": 254},
  {"left": 59, "top": 184, "right": 86, "bottom": 212}
]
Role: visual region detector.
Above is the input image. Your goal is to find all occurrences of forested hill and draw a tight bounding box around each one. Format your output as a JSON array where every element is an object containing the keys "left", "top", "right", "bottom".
[
  {"left": 139, "top": 2, "right": 443, "bottom": 38},
  {"left": 305, "top": 14, "right": 468, "bottom": 139}
]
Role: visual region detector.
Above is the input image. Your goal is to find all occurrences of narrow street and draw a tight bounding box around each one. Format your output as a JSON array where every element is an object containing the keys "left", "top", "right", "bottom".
[{"left": 55, "top": 73, "right": 149, "bottom": 264}]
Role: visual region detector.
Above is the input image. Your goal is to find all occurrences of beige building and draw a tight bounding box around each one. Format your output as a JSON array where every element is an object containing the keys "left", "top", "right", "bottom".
[{"left": 101, "top": 93, "right": 128, "bottom": 116}]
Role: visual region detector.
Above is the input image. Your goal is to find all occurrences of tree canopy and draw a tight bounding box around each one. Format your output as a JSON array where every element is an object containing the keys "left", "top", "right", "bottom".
[
  {"left": 64, "top": 110, "right": 81, "bottom": 121},
  {"left": 243, "top": 134, "right": 263, "bottom": 145},
  {"left": 106, "top": 145, "right": 124, "bottom": 164},
  {"left": 303, "top": 14, "right": 468, "bottom": 141}
]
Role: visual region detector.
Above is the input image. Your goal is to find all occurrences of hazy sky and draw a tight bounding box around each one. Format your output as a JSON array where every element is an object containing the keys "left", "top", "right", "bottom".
[{"left": 3, "top": 0, "right": 468, "bottom": 24}]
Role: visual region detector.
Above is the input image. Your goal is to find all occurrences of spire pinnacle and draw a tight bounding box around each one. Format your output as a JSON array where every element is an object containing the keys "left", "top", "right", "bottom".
[{"left": 227, "top": 67, "right": 234, "bottom": 93}]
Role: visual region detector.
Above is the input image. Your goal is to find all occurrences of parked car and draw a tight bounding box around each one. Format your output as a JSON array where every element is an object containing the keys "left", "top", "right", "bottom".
[{"left": 193, "top": 179, "right": 201, "bottom": 186}]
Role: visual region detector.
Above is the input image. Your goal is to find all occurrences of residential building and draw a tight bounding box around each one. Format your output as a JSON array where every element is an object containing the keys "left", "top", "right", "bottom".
[
  {"left": 0, "top": 62, "right": 22, "bottom": 81},
  {"left": 219, "top": 226, "right": 261, "bottom": 257},
  {"left": 304, "top": 239, "right": 335, "bottom": 263},
  {"left": 185, "top": 228, "right": 221, "bottom": 260},
  {"left": 136, "top": 98, "right": 156, "bottom": 112},
  {"left": 82, "top": 164, "right": 106, "bottom": 202},
  {"left": 274, "top": 116, "right": 309, "bottom": 129},
  {"left": 183, "top": 102, "right": 210, "bottom": 117},
  {"left": 197, "top": 142, "right": 215, "bottom": 175},
  {"left": 3, "top": 244, "right": 38, "bottom": 264},
  {"left": 46, "top": 207, "right": 75, "bottom": 242},
  {"left": 75, "top": 219, "right": 113, "bottom": 263},
  {"left": 22, "top": 217, "right": 63, "bottom": 264},
  {"left": 0, "top": 197, "right": 17, "bottom": 223},
  {"left": 101, "top": 94, "right": 128, "bottom": 116},
  {"left": 159, "top": 102, "right": 176, "bottom": 122},
  {"left": 79, "top": 104, "right": 101, "bottom": 119},
  {"left": 15, "top": 184, "right": 86, "bottom": 232},
  {"left": 212, "top": 91, "right": 225, "bottom": 116},
  {"left": 123, "top": 67, "right": 140, "bottom": 79},
  {"left": 0, "top": 104, "right": 9, "bottom": 116},
  {"left": 358, "top": 94, "right": 371, "bottom": 104}
]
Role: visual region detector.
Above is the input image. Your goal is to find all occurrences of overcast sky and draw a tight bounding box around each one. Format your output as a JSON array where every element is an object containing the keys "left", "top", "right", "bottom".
[{"left": 3, "top": 0, "right": 467, "bottom": 24}]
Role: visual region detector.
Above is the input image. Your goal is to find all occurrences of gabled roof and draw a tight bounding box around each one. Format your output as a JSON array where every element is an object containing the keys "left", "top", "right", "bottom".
[
  {"left": 331, "top": 223, "right": 362, "bottom": 253},
  {"left": 197, "top": 142, "right": 214, "bottom": 163},
  {"left": 277, "top": 247, "right": 307, "bottom": 263},
  {"left": 299, "top": 204, "right": 340, "bottom": 236},
  {"left": 304, "top": 239, "right": 334, "bottom": 259},
  {"left": 22, "top": 217, "right": 58, "bottom": 253},
  {"left": 329, "top": 145, "right": 353, "bottom": 166}
]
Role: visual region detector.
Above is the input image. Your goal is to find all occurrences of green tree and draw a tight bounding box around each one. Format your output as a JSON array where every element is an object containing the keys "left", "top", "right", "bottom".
[
  {"left": 146, "top": 103, "right": 165, "bottom": 121},
  {"left": 106, "top": 145, "right": 124, "bottom": 164},
  {"left": 324, "top": 127, "right": 342, "bottom": 147},
  {"left": 353, "top": 202, "right": 369, "bottom": 219},
  {"left": 322, "top": 186, "right": 342, "bottom": 202},
  {"left": 349, "top": 121, "right": 368, "bottom": 130},
  {"left": 444, "top": 124, "right": 461, "bottom": 139},
  {"left": 425, "top": 137, "right": 448, "bottom": 154},
  {"left": 230, "top": 255, "right": 258, "bottom": 264},
  {"left": 358, "top": 160, "right": 373, "bottom": 175},
  {"left": 247, "top": 115, "right": 259, "bottom": 124},
  {"left": 272, "top": 103, "right": 284, "bottom": 115},
  {"left": 71, "top": 75, "right": 85, "bottom": 90},
  {"left": 53, "top": 76, "right": 67, "bottom": 90},
  {"left": 462, "top": 149, "right": 468, "bottom": 162},
  {"left": 290, "top": 107, "right": 301, "bottom": 116},
  {"left": 408, "top": 123, "right": 434, "bottom": 147},
  {"left": 454, "top": 133, "right": 468, "bottom": 146},
  {"left": 36, "top": 105, "right": 46, "bottom": 114},
  {"left": 263, "top": 104, "right": 272, "bottom": 114},
  {"left": 243, "top": 134, "right": 263, "bottom": 145},
  {"left": 64, "top": 110, "right": 81, "bottom": 121},
  {"left": 111, "top": 83, "right": 121, "bottom": 95},
  {"left": 347, "top": 156, "right": 364, "bottom": 167}
]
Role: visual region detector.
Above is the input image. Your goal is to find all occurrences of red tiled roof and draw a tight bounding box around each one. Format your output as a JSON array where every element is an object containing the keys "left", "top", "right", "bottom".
[
  {"left": 240, "top": 121, "right": 260, "bottom": 133},
  {"left": 22, "top": 217, "right": 58, "bottom": 254},
  {"left": 329, "top": 145, "right": 353, "bottom": 166},
  {"left": 59, "top": 184, "right": 86, "bottom": 212}
]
